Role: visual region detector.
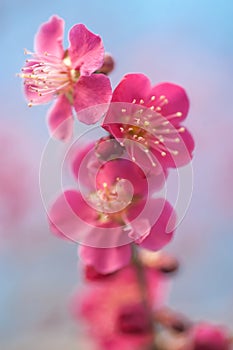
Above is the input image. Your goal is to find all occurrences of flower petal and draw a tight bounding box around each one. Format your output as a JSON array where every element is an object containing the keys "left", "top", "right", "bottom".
[
  {"left": 128, "top": 218, "right": 151, "bottom": 244},
  {"left": 148, "top": 83, "right": 189, "bottom": 123},
  {"left": 151, "top": 127, "right": 195, "bottom": 168},
  {"left": 47, "top": 95, "right": 74, "bottom": 141},
  {"left": 68, "top": 24, "right": 104, "bottom": 74},
  {"left": 73, "top": 74, "right": 112, "bottom": 123},
  {"left": 49, "top": 190, "right": 98, "bottom": 242},
  {"left": 34, "top": 15, "right": 64, "bottom": 58},
  {"left": 71, "top": 141, "right": 97, "bottom": 181},
  {"left": 139, "top": 199, "right": 176, "bottom": 250},
  {"left": 112, "top": 73, "right": 151, "bottom": 103},
  {"left": 96, "top": 159, "right": 148, "bottom": 198},
  {"left": 78, "top": 244, "right": 132, "bottom": 274}
]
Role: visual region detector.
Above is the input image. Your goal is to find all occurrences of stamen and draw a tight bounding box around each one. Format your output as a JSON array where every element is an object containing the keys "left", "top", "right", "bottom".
[
  {"left": 19, "top": 51, "right": 76, "bottom": 101},
  {"left": 144, "top": 148, "right": 156, "bottom": 167}
]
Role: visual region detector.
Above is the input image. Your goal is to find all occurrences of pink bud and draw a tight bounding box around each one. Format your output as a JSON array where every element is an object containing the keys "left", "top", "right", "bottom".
[
  {"left": 95, "top": 136, "right": 124, "bottom": 161},
  {"left": 98, "top": 53, "right": 115, "bottom": 74}
]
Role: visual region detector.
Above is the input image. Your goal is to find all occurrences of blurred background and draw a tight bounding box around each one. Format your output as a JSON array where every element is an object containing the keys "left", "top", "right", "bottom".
[{"left": 1, "top": 0, "right": 233, "bottom": 348}]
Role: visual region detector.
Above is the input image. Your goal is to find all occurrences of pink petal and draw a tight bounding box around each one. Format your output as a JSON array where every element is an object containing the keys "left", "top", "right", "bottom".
[
  {"left": 78, "top": 244, "right": 132, "bottom": 274},
  {"left": 49, "top": 190, "right": 98, "bottom": 242},
  {"left": 128, "top": 218, "right": 151, "bottom": 244},
  {"left": 112, "top": 73, "right": 151, "bottom": 103},
  {"left": 96, "top": 159, "right": 148, "bottom": 198},
  {"left": 34, "top": 15, "right": 64, "bottom": 58},
  {"left": 123, "top": 140, "right": 165, "bottom": 176},
  {"left": 68, "top": 24, "right": 104, "bottom": 74},
  {"left": 73, "top": 74, "right": 112, "bottom": 123},
  {"left": 139, "top": 199, "right": 176, "bottom": 251},
  {"left": 71, "top": 141, "right": 97, "bottom": 181},
  {"left": 151, "top": 127, "right": 195, "bottom": 168},
  {"left": 47, "top": 95, "right": 74, "bottom": 141},
  {"left": 148, "top": 83, "right": 189, "bottom": 123}
]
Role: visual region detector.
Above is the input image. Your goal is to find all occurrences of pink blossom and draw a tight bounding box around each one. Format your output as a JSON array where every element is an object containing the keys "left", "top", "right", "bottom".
[
  {"left": 103, "top": 73, "right": 194, "bottom": 172},
  {"left": 49, "top": 154, "right": 175, "bottom": 273},
  {"left": 20, "top": 15, "right": 112, "bottom": 140},
  {"left": 191, "top": 323, "right": 230, "bottom": 350},
  {"left": 71, "top": 265, "right": 168, "bottom": 350}
]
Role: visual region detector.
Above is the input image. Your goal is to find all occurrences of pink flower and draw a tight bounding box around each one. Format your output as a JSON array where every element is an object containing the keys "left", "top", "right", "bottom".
[
  {"left": 103, "top": 73, "right": 194, "bottom": 171},
  {"left": 20, "top": 15, "right": 112, "bottom": 140},
  {"left": 49, "top": 146, "right": 175, "bottom": 273},
  {"left": 191, "top": 323, "right": 230, "bottom": 350},
  {"left": 71, "top": 265, "right": 168, "bottom": 350}
]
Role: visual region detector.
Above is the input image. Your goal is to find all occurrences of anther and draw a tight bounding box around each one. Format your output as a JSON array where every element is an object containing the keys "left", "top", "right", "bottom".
[
  {"left": 179, "top": 127, "right": 185, "bottom": 133},
  {"left": 151, "top": 96, "right": 156, "bottom": 101}
]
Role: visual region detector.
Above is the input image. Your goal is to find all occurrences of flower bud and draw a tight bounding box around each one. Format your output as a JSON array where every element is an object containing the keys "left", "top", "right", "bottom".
[
  {"left": 95, "top": 136, "right": 124, "bottom": 161},
  {"left": 98, "top": 53, "right": 115, "bottom": 74}
]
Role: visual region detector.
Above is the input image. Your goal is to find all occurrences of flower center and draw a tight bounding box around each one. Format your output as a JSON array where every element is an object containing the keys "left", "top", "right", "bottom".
[
  {"left": 20, "top": 50, "right": 80, "bottom": 106},
  {"left": 88, "top": 179, "right": 134, "bottom": 224}
]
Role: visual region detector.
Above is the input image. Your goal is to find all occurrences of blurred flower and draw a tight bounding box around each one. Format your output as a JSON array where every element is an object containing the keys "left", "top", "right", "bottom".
[
  {"left": 191, "top": 323, "right": 230, "bottom": 350},
  {"left": 19, "top": 15, "right": 112, "bottom": 140},
  {"left": 103, "top": 73, "right": 194, "bottom": 173},
  {"left": 71, "top": 265, "right": 168, "bottom": 350}
]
